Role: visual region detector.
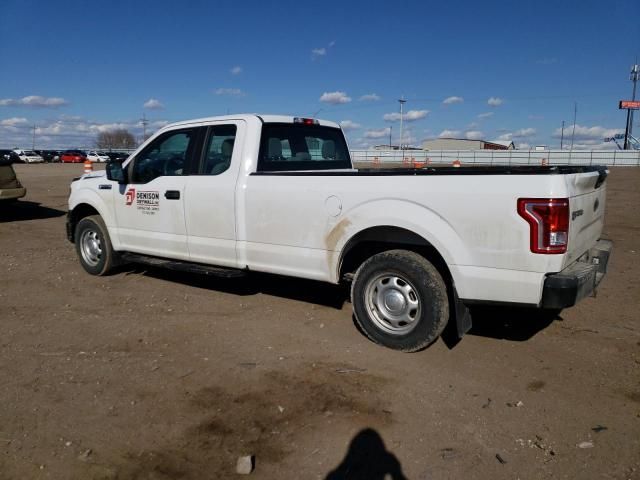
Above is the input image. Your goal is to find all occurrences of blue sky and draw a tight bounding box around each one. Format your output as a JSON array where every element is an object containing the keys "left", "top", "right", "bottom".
[{"left": 1, "top": 0, "right": 638, "bottom": 150}]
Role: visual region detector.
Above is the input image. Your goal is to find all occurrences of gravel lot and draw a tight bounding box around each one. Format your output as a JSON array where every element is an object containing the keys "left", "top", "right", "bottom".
[{"left": 1, "top": 163, "right": 639, "bottom": 479}]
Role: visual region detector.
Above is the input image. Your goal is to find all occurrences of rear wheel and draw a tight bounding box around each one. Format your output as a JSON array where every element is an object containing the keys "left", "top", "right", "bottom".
[
  {"left": 74, "top": 215, "right": 118, "bottom": 276},
  {"left": 351, "top": 250, "right": 449, "bottom": 352}
]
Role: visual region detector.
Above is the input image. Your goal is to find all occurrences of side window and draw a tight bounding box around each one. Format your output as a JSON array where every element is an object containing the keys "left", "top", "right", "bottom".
[
  {"left": 200, "top": 125, "right": 237, "bottom": 175},
  {"left": 131, "top": 129, "right": 196, "bottom": 183}
]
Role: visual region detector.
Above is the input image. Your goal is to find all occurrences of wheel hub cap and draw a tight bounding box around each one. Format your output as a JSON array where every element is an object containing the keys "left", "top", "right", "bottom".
[{"left": 364, "top": 273, "right": 421, "bottom": 335}]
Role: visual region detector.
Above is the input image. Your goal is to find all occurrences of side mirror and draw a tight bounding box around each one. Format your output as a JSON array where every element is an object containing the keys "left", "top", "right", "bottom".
[{"left": 106, "top": 161, "right": 127, "bottom": 184}]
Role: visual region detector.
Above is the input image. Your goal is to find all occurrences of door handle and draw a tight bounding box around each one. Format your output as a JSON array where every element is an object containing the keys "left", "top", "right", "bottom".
[{"left": 164, "top": 190, "right": 180, "bottom": 200}]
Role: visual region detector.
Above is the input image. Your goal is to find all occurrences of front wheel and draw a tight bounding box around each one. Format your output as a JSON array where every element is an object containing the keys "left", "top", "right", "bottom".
[
  {"left": 351, "top": 250, "right": 449, "bottom": 352},
  {"left": 74, "top": 215, "right": 118, "bottom": 276}
]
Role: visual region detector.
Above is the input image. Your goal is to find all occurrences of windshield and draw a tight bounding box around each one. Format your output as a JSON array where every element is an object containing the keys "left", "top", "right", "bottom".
[
  {"left": 24, "top": 151, "right": 36, "bottom": 155},
  {"left": 257, "top": 123, "right": 351, "bottom": 172}
]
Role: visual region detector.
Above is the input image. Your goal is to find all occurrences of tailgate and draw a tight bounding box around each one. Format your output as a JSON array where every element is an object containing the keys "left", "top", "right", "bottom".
[{"left": 565, "top": 169, "right": 608, "bottom": 265}]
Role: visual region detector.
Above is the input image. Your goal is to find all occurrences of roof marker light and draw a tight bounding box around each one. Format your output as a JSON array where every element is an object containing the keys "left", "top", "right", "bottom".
[{"left": 293, "top": 117, "right": 319, "bottom": 125}]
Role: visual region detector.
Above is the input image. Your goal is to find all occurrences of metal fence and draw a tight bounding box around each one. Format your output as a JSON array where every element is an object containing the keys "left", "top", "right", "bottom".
[{"left": 350, "top": 149, "right": 640, "bottom": 167}]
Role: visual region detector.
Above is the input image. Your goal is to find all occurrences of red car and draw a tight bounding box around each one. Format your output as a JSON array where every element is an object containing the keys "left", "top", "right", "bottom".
[{"left": 60, "top": 150, "right": 87, "bottom": 163}]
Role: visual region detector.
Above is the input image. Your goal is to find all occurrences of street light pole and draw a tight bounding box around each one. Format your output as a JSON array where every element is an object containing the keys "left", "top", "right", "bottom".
[
  {"left": 398, "top": 98, "right": 406, "bottom": 151},
  {"left": 624, "top": 64, "right": 639, "bottom": 150},
  {"left": 560, "top": 120, "right": 565, "bottom": 149}
]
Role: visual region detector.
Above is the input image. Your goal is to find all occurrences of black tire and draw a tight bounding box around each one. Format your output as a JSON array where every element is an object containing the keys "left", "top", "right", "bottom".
[
  {"left": 74, "top": 215, "right": 118, "bottom": 276},
  {"left": 351, "top": 250, "right": 449, "bottom": 352}
]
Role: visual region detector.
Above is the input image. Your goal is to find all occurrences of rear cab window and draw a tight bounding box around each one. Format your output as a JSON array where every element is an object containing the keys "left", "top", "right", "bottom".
[{"left": 257, "top": 123, "right": 351, "bottom": 172}]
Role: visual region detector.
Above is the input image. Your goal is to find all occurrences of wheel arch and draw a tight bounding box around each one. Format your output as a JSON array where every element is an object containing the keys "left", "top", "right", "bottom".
[{"left": 338, "top": 226, "right": 453, "bottom": 288}]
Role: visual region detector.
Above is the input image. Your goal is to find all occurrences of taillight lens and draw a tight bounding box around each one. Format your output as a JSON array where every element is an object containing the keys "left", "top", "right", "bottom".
[{"left": 517, "top": 198, "right": 569, "bottom": 254}]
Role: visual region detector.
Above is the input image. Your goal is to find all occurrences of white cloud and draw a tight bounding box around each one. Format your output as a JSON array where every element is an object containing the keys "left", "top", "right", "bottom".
[
  {"left": 465, "top": 130, "right": 484, "bottom": 140},
  {"left": 477, "top": 112, "right": 494, "bottom": 119},
  {"left": 487, "top": 97, "right": 503, "bottom": 107},
  {"left": 143, "top": 98, "right": 164, "bottom": 109},
  {"left": 518, "top": 143, "right": 531, "bottom": 150},
  {"left": 364, "top": 128, "right": 391, "bottom": 139},
  {"left": 438, "top": 130, "right": 462, "bottom": 138},
  {"left": 498, "top": 128, "right": 536, "bottom": 141},
  {"left": 230, "top": 66, "right": 242, "bottom": 75},
  {"left": 340, "top": 120, "right": 361, "bottom": 131},
  {"left": 0, "top": 115, "right": 174, "bottom": 149},
  {"left": 311, "top": 47, "right": 327, "bottom": 59},
  {"left": 359, "top": 93, "right": 381, "bottom": 102},
  {"left": 551, "top": 124, "right": 623, "bottom": 142},
  {"left": 0, "top": 117, "right": 28, "bottom": 127},
  {"left": 443, "top": 96, "right": 464, "bottom": 105},
  {"left": 383, "top": 110, "right": 429, "bottom": 122},
  {"left": 328, "top": 40, "right": 336, "bottom": 47},
  {"left": 514, "top": 127, "right": 536, "bottom": 137},
  {"left": 319, "top": 91, "right": 351, "bottom": 104},
  {"left": 0, "top": 96, "right": 68, "bottom": 108},
  {"left": 215, "top": 88, "right": 245, "bottom": 97}
]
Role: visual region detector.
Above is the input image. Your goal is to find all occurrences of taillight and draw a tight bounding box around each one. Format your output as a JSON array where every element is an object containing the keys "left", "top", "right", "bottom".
[{"left": 517, "top": 198, "right": 569, "bottom": 254}]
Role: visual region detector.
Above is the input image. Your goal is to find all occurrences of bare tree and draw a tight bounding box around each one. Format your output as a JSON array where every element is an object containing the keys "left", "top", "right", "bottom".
[{"left": 96, "top": 129, "right": 136, "bottom": 150}]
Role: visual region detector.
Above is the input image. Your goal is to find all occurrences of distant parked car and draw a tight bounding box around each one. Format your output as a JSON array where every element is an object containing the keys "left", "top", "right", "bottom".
[
  {"left": 0, "top": 157, "right": 26, "bottom": 201},
  {"left": 36, "top": 150, "right": 61, "bottom": 163},
  {"left": 86, "top": 151, "right": 110, "bottom": 163},
  {"left": 105, "top": 151, "right": 129, "bottom": 162},
  {"left": 0, "top": 149, "right": 22, "bottom": 164},
  {"left": 13, "top": 149, "right": 44, "bottom": 163},
  {"left": 60, "top": 150, "right": 87, "bottom": 163}
]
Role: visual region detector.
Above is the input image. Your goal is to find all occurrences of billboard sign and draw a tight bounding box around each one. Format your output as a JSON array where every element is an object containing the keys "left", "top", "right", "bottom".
[{"left": 619, "top": 100, "right": 640, "bottom": 109}]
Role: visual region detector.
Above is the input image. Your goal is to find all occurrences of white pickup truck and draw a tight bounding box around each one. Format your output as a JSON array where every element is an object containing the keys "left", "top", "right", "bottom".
[{"left": 66, "top": 114, "right": 612, "bottom": 351}]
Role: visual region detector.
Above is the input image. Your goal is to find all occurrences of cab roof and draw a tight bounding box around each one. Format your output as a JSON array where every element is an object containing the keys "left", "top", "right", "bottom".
[{"left": 163, "top": 114, "right": 341, "bottom": 130}]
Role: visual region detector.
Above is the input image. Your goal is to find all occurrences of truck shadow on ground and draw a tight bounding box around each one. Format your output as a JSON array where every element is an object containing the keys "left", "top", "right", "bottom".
[
  {"left": 0, "top": 200, "right": 66, "bottom": 223},
  {"left": 122, "top": 266, "right": 560, "bottom": 342},
  {"left": 465, "top": 306, "right": 561, "bottom": 342},
  {"left": 125, "top": 266, "right": 350, "bottom": 309},
  {"left": 325, "top": 428, "right": 407, "bottom": 480}
]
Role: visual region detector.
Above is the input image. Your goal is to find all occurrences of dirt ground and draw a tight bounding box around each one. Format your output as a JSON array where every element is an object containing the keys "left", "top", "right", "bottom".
[{"left": 1, "top": 163, "right": 639, "bottom": 480}]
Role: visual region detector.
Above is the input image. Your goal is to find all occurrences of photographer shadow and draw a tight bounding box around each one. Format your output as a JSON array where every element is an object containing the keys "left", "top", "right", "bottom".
[{"left": 325, "top": 428, "right": 407, "bottom": 480}]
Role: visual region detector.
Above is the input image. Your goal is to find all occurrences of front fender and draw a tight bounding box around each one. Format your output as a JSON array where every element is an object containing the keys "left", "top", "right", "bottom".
[{"left": 68, "top": 184, "right": 119, "bottom": 248}]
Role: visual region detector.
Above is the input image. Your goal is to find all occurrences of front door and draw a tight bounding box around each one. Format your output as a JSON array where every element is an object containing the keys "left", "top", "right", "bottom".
[{"left": 113, "top": 128, "right": 200, "bottom": 261}]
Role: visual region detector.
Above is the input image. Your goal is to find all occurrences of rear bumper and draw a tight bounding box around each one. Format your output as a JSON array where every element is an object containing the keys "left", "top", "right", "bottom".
[
  {"left": 540, "top": 239, "right": 612, "bottom": 309},
  {"left": 0, "top": 187, "right": 26, "bottom": 200}
]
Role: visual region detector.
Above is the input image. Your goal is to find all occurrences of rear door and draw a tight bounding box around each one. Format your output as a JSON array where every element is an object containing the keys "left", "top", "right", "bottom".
[
  {"left": 184, "top": 121, "right": 244, "bottom": 267},
  {"left": 113, "top": 127, "right": 202, "bottom": 261},
  {"left": 564, "top": 169, "right": 608, "bottom": 265}
]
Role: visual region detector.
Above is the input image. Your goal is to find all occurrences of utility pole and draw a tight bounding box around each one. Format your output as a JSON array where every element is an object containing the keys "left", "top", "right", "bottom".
[
  {"left": 140, "top": 113, "right": 149, "bottom": 141},
  {"left": 560, "top": 120, "right": 565, "bottom": 149},
  {"left": 398, "top": 97, "right": 406, "bottom": 151},
  {"left": 624, "top": 63, "right": 639, "bottom": 150},
  {"left": 570, "top": 102, "right": 577, "bottom": 150},
  {"left": 32, "top": 124, "right": 36, "bottom": 150},
  {"left": 389, "top": 125, "right": 392, "bottom": 149}
]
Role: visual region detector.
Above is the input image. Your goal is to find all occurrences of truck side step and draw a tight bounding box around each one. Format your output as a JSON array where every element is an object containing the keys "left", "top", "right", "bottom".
[{"left": 120, "top": 252, "right": 247, "bottom": 278}]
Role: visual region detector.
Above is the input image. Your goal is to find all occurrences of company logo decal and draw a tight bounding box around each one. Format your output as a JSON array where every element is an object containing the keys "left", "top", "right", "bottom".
[
  {"left": 125, "top": 188, "right": 160, "bottom": 215},
  {"left": 125, "top": 188, "right": 136, "bottom": 206}
]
